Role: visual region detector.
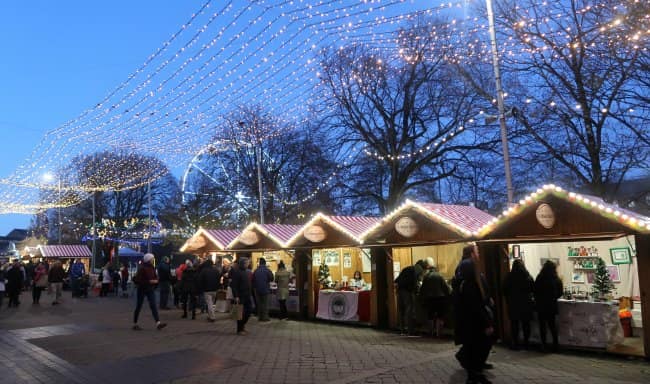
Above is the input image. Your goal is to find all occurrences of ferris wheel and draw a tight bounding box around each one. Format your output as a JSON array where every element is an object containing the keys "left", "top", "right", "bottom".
[{"left": 180, "top": 141, "right": 277, "bottom": 228}]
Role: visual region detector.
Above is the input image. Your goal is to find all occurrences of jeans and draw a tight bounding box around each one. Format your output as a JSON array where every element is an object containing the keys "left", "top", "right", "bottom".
[
  {"left": 32, "top": 286, "right": 44, "bottom": 303},
  {"left": 134, "top": 288, "right": 159, "bottom": 324},
  {"left": 255, "top": 292, "right": 270, "bottom": 321},
  {"left": 182, "top": 292, "right": 197, "bottom": 318},
  {"left": 100, "top": 283, "right": 111, "bottom": 297},
  {"left": 397, "top": 289, "right": 416, "bottom": 334},
  {"left": 204, "top": 291, "right": 216, "bottom": 320},
  {"left": 70, "top": 278, "right": 80, "bottom": 297},
  {"left": 159, "top": 281, "right": 171, "bottom": 308},
  {"left": 51, "top": 282, "right": 63, "bottom": 303},
  {"left": 237, "top": 299, "right": 253, "bottom": 332}
]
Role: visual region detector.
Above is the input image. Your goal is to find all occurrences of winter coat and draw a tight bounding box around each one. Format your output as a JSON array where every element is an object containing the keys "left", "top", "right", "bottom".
[
  {"left": 253, "top": 265, "right": 274, "bottom": 295},
  {"left": 452, "top": 259, "right": 494, "bottom": 345},
  {"left": 48, "top": 264, "right": 66, "bottom": 283},
  {"left": 395, "top": 266, "right": 418, "bottom": 293},
  {"left": 419, "top": 269, "right": 450, "bottom": 299},
  {"left": 70, "top": 261, "right": 85, "bottom": 279},
  {"left": 230, "top": 266, "right": 252, "bottom": 303},
  {"left": 180, "top": 267, "right": 198, "bottom": 295},
  {"left": 534, "top": 273, "right": 563, "bottom": 315},
  {"left": 134, "top": 263, "right": 158, "bottom": 292},
  {"left": 157, "top": 262, "right": 172, "bottom": 283},
  {"left": 198, "top": 265, "right": 221, "bottom": 292},
  {"left": 503, "top": 270, "right": 535, "bottom": 321},
  {"left": 6, "top": 267, "right": 24, "bottom": 293},
  {"left": 275, "top": 269, "right": 291, "bottom": 300}
]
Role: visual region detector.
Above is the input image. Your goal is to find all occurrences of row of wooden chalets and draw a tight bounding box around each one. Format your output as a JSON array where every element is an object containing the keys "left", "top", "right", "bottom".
[{"left": 180, "top": 184, "right": 650, "bottom": 358}]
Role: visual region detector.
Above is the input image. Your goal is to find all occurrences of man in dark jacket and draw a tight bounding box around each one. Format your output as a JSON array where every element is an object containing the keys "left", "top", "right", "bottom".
[
  {"left": 252, "top": 258, "right": 274, "bottom": 322},
  {"left": 180, "top": 260, "right": 198, "bottom": 319},
  {"left": 6, "top": 261, "right": 24, "bottom": 307},
  {"left": 394, "top": 264, "right": 420, "bottom": 336},
  {"left": 230, "top": 257, "right": 252, "bottom": 335},
  {"left": 198, "top": 259, "right": 221, "bottom": 322},
  {"left": 157, "top": 256, "right": 173, "bottom": 310},
  {"left": 48, "top": 261, "right": 65, "bottom": 305},
  {"left": 452, "top": 244, "right": 494, "bottom": 384},
  {"left": 132, "top": 253, "right": 167, "bottom": 331}
]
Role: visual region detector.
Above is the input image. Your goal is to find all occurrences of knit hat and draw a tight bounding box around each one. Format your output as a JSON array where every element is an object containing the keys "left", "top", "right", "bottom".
[{"left": 143, "top": 253, "right": 155, "bottom": 263}]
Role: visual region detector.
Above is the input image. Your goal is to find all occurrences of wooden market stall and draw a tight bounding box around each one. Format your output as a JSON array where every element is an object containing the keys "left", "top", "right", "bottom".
[
  {"left": 477, "top": 184, "right": 650, "bottom": 358},
  {"left": 37, "top": 244, "right": 92, "bottom": 271},
  {"left": 361, "top": 200, "right": 495, "bottom": 329},
  {"left": 286, "top": 214, "right": 381, "bottom": 325},
  {"left": 179, "top": 227, "right": 241, "bottom": 260},
  {"left": 227, "top": 223, "right": 303, "bottom": 316}
]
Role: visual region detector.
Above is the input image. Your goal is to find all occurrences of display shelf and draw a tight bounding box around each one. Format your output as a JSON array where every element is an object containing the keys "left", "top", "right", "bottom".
[{"left": 568, "top": 256, "right": 601, "bottom": 259}]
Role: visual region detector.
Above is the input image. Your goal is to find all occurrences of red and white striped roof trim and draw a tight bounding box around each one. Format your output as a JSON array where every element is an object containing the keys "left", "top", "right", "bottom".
[
  {"left": 38, "top": 245, "right": 91, "bottom": 258},
  {"left": 286, "top": 213, "right": 381, "bottom": 246},
  {"left": 228, "top": 223, "right": 302, "bottom": 248},
  {"left": 361, "top": 200, "right": 495, "bottom": 239},
  {"left": 203, "top": 229, "right": 242, "bottom": 250}
]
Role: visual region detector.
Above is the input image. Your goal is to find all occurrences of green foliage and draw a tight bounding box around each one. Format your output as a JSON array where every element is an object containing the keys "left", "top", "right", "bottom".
[
  {"left": 591, "top": 258, "right": 614, "bottom": 299},
  {"left": 318, "top": 263, "right": 330, "bottom": 288}
]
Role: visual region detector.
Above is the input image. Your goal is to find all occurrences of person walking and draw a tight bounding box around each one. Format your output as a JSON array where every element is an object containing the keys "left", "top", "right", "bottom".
[
  {"left": 100, "top": 264, "right": 112, "bottom": 297},
  {"left": 394, "top": 263, "right": 420, "bottom": 336},
  {"left": 180, "top": 260, "right": 198, "bottom": 320},
  {"left": 534, "top": 260, "right": 563, "bottom": 352},
  {"left": 132, "top": 253, "right": 167, "bottom": 331},
  {"left": 252, "top": 258, "right": 274, "bottom": 322},
  {"left": 503, "top": 259, "right": 535, "bottom": 350},
  {"left": 6, "top": 261, "right": 24, "bottom": 308},
  {"left": 230, "top": 257, "right": 253, "bottom": 335},
  {"left": 275, "top": 261, "right": 291, "bottom": 320},
  {"left": 120, "top": 263, "right": 129, "bottom": 297},
  {"left": 157, "top": 257, "right": 173, "bottom": 310},
  {"left": 419, "top": 257, "right": 451, "bottom": 337},
  {"left": 198, "top": 259, "right": 221, "bottom": 322},
  {"left": 32, "top": 262, "right": 49, "bottom": 304},
  {"left": 48, "top": 261, "right": 65, "bottom": 305},
  {"left": 452, "top": 244, "right": 494, "bottom": 384},
  {"left": 0, "top": 265, "right": 6, "bottom": 308},
  {"left": 69, "top": 259, "right": 86, "bottom": 298}
]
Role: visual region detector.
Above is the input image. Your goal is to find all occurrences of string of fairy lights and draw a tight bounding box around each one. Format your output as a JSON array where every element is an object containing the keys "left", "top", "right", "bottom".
[{"left": 0, "top": 0, "right": 646, "bottom": 214}]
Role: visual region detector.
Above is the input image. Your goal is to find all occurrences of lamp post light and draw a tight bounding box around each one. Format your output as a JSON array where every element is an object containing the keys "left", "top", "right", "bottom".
[{"left": 485, "top": 0, "right": 514, "bottom": 206}]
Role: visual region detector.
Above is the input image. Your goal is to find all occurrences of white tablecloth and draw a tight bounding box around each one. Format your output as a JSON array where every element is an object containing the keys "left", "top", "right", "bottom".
[
  {"left": 316, "top": 290, "right": 359, "bottom": 321},
  {"left": 530, "top": 300, "right": 624, "bottom": 349}
]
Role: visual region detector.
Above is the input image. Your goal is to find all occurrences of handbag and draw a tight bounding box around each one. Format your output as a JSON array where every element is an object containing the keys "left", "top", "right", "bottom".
[{"left": 230, "top": 303, "right": 243, "bottom": 321}]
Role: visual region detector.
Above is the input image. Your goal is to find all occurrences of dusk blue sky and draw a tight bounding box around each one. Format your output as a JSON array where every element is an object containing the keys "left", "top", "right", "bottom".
[{"left": 0, "top": 1, "right": 201, "bottom": 234}]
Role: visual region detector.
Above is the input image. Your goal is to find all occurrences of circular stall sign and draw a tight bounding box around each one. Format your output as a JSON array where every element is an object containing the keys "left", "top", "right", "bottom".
[
  {"left": 535, "top": 203, "right": 555, "bottom": 229},
  {"left": 239, "top": 230, "right": 260, "bottom": 246},
  {"left": 304, "top": 225, "right": 327, "bottom": 243},
  {"left": 395, "top": 216, "right": 418, "bottom": 238}
]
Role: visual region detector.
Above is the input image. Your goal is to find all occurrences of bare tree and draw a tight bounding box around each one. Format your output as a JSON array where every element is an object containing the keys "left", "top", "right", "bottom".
[
  {"left": 490, "top": 0, "right": 650, "bottom": 198},
  {"left": 316, "top": 20, "right": 493, "bottom": 213}
]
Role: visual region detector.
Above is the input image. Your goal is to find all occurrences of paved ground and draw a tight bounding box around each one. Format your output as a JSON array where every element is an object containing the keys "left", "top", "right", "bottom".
[{"left": 0, "top": 291, "right": 648, "bottom": 384}]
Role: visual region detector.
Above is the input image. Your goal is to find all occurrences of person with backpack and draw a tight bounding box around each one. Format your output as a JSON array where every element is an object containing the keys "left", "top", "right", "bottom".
[{"left": 132, "top": 253, "right": 167, "bottom": 331}]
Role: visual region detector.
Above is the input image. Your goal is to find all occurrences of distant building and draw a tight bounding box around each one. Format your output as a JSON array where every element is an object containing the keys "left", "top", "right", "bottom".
[{"left": 0, "top": 228, "right": 28, "bottom": 262}]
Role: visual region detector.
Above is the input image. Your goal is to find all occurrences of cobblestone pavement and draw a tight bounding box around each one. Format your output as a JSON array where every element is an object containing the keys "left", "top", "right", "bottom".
[{"left": 0, "top": 291, "right": 648, "bottom": 384}]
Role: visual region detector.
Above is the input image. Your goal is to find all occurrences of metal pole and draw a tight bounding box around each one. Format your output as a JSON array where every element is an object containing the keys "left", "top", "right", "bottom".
[
  {"left": 486, "top": 0, "right": 514, "bottom": 206},
  {"left": 256, "top": 144, "right": 265, "bottom": 224},
  {"left": 92, "top": 192, "right": 96, "bottom": 272},
  {"left": 58, "top": 179, "right": 62, "bottom": 244},
  {"left": 147, "top": 181, "right": 152, "bottom": 253}
]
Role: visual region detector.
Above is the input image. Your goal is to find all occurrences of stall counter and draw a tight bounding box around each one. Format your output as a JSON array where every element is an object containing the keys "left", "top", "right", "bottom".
[{"left": 316, "top": 289, "right": 371, "bottom": 322}]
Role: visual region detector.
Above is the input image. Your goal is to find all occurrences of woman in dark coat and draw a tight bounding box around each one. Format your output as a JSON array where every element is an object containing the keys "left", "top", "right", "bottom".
[
  {"left": 180, "top": 261, "right": 198, "bottom": 319},
  {"left": 534, "top": 260, "right": 563, "bottom": 352},
  {"left": 503, "top": 260, "right": 534, "bottom": 349}
]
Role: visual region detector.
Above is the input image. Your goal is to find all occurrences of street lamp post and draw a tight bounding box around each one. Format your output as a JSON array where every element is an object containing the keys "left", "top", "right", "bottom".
[
  {"left": 57, "top": 178, "right": 62, "bottom": 244},
  {"left": 486, "top": 0, "right": 514, "bottom": 206}
]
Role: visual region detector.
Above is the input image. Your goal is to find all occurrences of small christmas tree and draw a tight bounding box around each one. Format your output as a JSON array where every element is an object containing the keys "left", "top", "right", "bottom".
[
  {"left": 592, "top": 258, "right": 614, "bottom": 299},
  {"left": 318, "top": 263, "right": 331, "bottom": 288}
]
